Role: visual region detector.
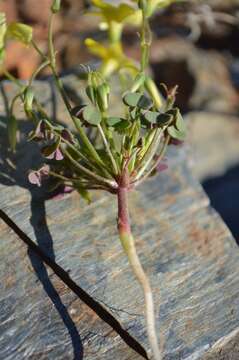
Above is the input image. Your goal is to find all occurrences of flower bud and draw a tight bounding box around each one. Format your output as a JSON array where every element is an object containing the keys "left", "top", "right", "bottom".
[
  {"left": 86, "top": 85, "right": 96, "bottom": 104},
  {"left": 51, "top": 0, "right": 61, "bottom": 13},
  {"left": 24, "top": 87, "right": 34, "bottom": 113},
  {"left": 97, "top": 83, "right": 109, "bottom": 112},
  {"left": 130, "top": 72, "right": 145, "bottom": 93},
  {"left": 145, "top": 77, "right": 163, "bottom": 109}
]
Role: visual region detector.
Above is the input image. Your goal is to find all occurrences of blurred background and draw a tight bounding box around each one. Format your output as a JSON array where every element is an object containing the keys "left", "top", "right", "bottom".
[{"left": 1, "top": 0, "right": 239, "bottom": 239}]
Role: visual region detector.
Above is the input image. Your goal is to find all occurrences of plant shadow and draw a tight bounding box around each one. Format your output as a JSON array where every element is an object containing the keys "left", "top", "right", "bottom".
[{"left": 0, "top": 82, "right": 83, "bottom": 359}]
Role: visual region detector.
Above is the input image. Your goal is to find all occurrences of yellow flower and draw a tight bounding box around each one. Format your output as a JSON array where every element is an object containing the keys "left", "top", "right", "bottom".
[
  {"left": 130, "top": 0, "right": 182, "bottom": 17},
  {"left": 85, "top": 38, "right": 138, "bottom": 77},
  {"left": 90, "top": 0, "right": 142, "bottom": 26}
]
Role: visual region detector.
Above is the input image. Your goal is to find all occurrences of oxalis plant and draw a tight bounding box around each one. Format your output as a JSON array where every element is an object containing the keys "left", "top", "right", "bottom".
[{"left": 2, "top": 1, "right": 186, "bottom": 359}]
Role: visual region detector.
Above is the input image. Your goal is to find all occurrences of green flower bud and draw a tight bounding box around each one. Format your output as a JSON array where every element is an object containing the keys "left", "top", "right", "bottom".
[
  {"left": 86, "top": 85, "right": 96, "bottom": 104},
  {"left": 130, "top": 72, "right": 145, "bottom": 93},
  {"left": 24, "top": 87, "right": 34, "bottom": 113},
  {"left": 6, "top": 22, "right": 33, "bottom": 45},
  {"left": 51, "top": 0, "right": 61, "bottom": 13},
  {"left": 97, "top": 83, "right": 109, "bottom": 112},
  {"left": 145, "top": 77, "right": 163, "bottom": 109}
]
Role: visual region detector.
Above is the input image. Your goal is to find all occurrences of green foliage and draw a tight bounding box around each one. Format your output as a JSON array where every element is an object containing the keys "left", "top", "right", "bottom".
[
  {"left": 143, "top": 111, "right": 172, "bottom": 126},
  {"left": 123, "top": 92, "right": 152, "bottom": 110},
  {"left": 5, "top": 0, "right": 186, "bottom": 198},
  {"left": 82, "top": 105, "right": 102, "bottom": 125},
  {"left": 167, "top": 108, "right": 186, "bottom": 140}
]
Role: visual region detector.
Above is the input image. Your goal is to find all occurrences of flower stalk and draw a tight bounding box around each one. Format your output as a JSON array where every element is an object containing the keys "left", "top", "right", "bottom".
[{"left": 117, "top": 167, "right": 162, "bottom": 359}]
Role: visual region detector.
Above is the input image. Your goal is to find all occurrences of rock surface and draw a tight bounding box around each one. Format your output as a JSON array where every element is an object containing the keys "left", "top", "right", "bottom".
[{"left": 0, "top": 77, "right": 239, "bottom": 359}]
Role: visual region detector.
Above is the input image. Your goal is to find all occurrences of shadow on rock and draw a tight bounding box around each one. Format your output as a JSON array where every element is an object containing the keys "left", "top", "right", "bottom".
[{"left": 0, "top": 83, "right": 83, "bottom": 359}]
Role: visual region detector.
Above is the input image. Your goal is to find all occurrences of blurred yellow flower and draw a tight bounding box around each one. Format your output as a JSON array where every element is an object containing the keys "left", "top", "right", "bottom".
[
  {"left": 90, "top": 0, "right": 142, "bottom": 26},
  {"left": 0, "top": 12, "right": 33, "bottom": 64},
  {"left": 85, "top": 38, "right": 138, "bottom": 77}
]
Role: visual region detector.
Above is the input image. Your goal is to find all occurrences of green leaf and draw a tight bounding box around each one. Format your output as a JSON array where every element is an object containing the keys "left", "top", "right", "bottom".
[
  {"left": 157, "top": 113, "right": 173, "bottom": 126},
  {"left": 137, "top": 95, "right": 153, "bottom": 109},
  {"left": 123, "top": 92, "right": 142, "bottom": 107},
  {"left": 143, "top": 111, "right": 172, "bottom": 127},
  {"left": 175, "top": 108, "right": 186, "bottom": 133},
  {"left": 76, "top": 186, "right": 91, "bottom": 204},
  {"left": 114, "top": 120, "right": 131, "bottom": 133},
  {"left": 167, "top": 109, "right": 186, "bottom": 141},
  {"left": 106, "top": 117, "right": 123, "bottom": 126},
  {"left": 168, "top": 125, "right": 185, "bottom": 141},
  {"left": 7, "top": 22, "right": 33, "bottom": 45},
  {"left": 123, "top": 92, "right": 152, "bottom": 109},
  {"left": 82, "top": 105, "right": 101, "bottom": 125},
  {"left": 8, "top": 114, "right": 17, "bottom": 151},
  {"left": 130, "top": 107, "right": 138, "bottom": 120},
  {"left": 143, "top": 111, "right": 158, "bottom": 124}
]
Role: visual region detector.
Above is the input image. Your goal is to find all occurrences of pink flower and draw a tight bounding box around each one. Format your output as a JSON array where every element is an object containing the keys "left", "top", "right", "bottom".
[
  {"left": 50, "top": 185, "right": 74, "bottom": 200},
  {"left": 28, "top": 165, "right": 50, "bottom": 187}
]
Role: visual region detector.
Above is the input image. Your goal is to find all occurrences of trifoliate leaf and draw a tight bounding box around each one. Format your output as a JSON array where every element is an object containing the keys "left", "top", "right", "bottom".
[
  {"left": 175, "top": 108, "right": 186, "bottom": 133},
  {"left": 143, "top": 111, "right": 172, "bottom": 126},
  {"left": 82, "top": 105, "right": 101, "bottom": 125},
  {"left": 123, "top": 92, "right": 141, "bottom": 107},
  {"left": 167, "top": 109, "right": 186, "bottom": 141},
  {"left": 114, "top": 120, "right": 131, "bottom": 133},
  {"left": 106, "top": 117, "right": 123, "bottom": 126},
  {"left": 123, "top": 92, "right": 152, "bottom": 109}
]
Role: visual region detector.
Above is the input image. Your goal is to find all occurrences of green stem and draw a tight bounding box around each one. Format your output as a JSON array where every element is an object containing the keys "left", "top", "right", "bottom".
[
  {"left": 134, "top": 134, "right": 170, "bottom": 187},
  {"left": 62, "top": 148, "right": 118, "bottom": 190},
  {"left": 29, "top": 60, "right": 50, "bottom": 87},
  {"left": 3, "top": 70, "right": 23, "bottom": 88},
  {"left": 45, "top": 13, "right": 110, "bottom": 176},
  {"left": 72, "top": 116, "right": 111, "bottom": 177},
  {"left": 117, "top": 170, "right": 161, "bottom": 360},
  {"left": 31, "top": 40, "right": 47, "bottom": 60},
  {"left": 108, "top": 21, "right": 123, "bottom": 44},
  {"left": 140, "top": 11, "right": 151, "bottom": 74},
  {"left": 97, "top": 124, "right": 119, "bottom": 175},
  {"left": 48, "top": 13, "right": 56, "bottom": 68},
  {"left": 134, "top": 129, "right": 162, "bottom": 181}
]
